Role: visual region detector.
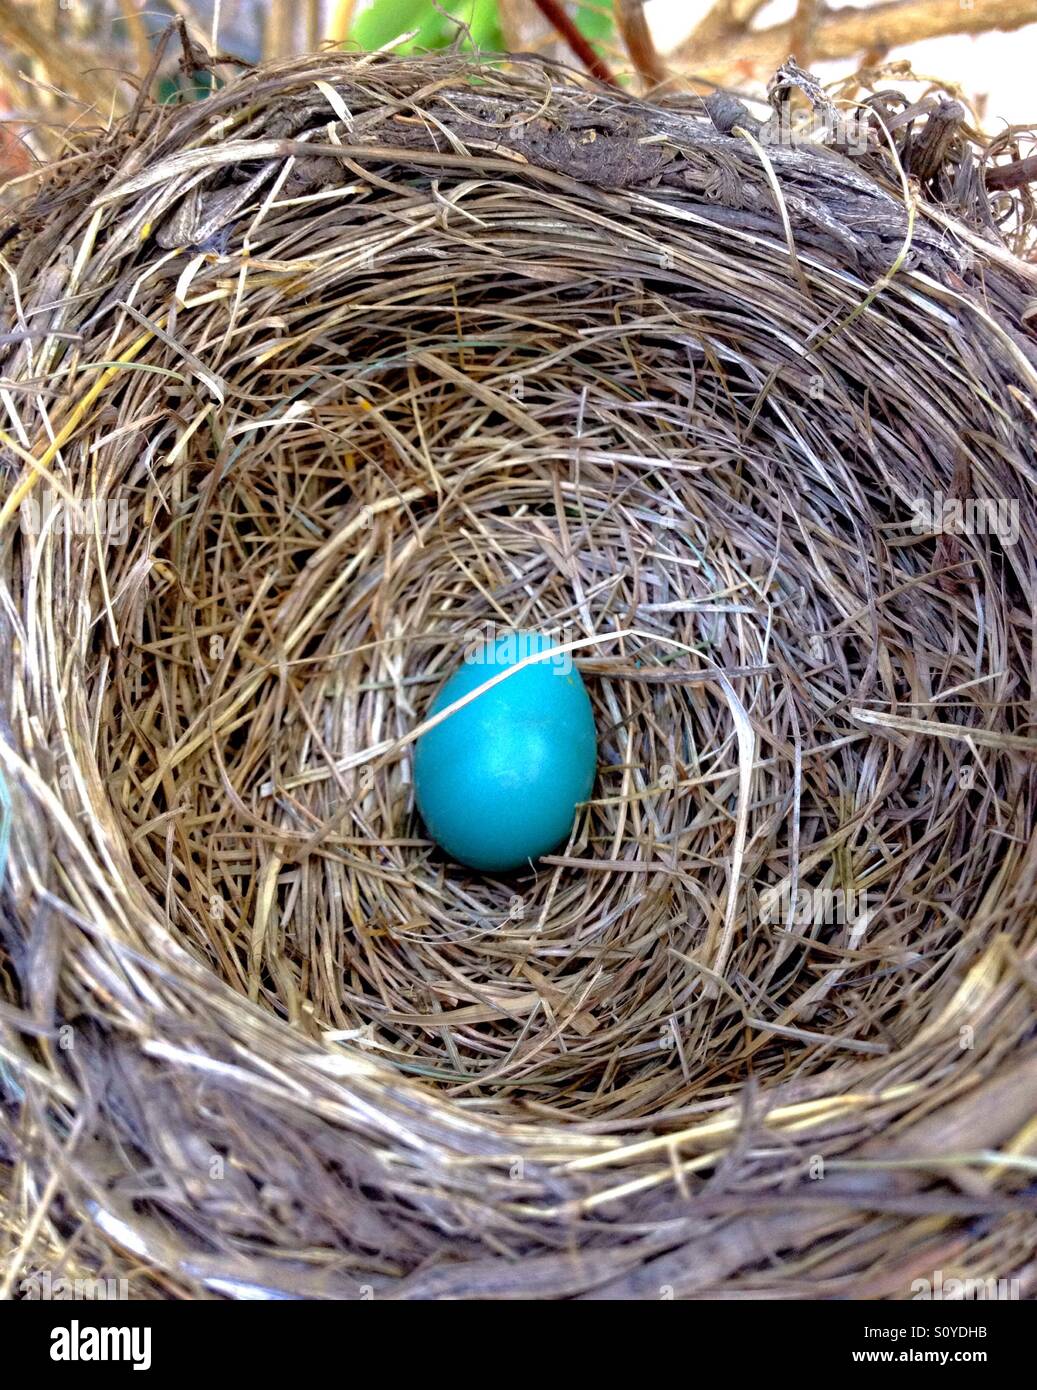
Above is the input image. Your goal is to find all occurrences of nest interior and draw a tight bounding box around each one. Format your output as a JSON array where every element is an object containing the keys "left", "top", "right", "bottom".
[{"left": 1, "top": 51, "right": 1036, "bottom": 1299}]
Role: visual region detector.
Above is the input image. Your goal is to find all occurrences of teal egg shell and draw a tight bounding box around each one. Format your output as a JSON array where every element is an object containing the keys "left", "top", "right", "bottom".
[{"left": 414, "top": 632, "right": 597, "bottom": 873}]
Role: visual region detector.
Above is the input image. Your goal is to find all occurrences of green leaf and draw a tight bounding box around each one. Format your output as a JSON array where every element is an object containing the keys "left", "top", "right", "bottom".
[
  {"left": 351, "top": 0, "right": 505, "bottom": 54},
  {"left": 351, "top": 0, "right": 429, "bottom": 51},
  {"left": 461, "top": 0, "right": 506, "bottom": 50},
  {"left": 573, "top": 1, "right": 615, "bottom": 43}
]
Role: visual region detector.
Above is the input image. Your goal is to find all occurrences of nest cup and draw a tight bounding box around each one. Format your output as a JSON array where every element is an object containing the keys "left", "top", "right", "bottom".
[{"left": 1, "top": 51, "right": 1036, "bottom": 1300}]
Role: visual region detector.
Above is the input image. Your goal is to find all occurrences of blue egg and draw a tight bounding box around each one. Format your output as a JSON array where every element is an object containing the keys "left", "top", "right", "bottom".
[{"left": 414, "top": 632, "right": 597, "bottom": 872}]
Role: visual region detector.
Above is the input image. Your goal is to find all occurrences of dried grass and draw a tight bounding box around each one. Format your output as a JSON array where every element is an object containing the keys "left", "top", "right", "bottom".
[{"left": 0, "top": 49, "right": 1036, "bottom": 1299}]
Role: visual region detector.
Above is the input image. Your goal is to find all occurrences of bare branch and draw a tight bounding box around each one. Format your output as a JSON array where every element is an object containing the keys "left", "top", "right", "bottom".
[
  {"left": 615, "top": 0, "right": 667, "bottom": 88},
  {"left": 530, "top": 0, "right": 617, "bottom": 85},
  {"left": 672, "top": 0, "right": 1037, "bottom": 80},
  {"left": 986, "top": 154, "right": 1037, "bottom": 192}
]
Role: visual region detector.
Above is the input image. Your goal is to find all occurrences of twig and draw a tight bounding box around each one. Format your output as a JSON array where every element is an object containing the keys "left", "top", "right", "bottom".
[
  {"left": 127, "top": 21, "right": 176, "bottom": 133},
  {"left": 175, "top": 14, "right": 209, "bottom": 79},
  {"left": 531, "top": 0, "right": 617, "bottom": 86},
  {"left": 615, "top": 0, "right": 666, "bottom": 88},
  {"left": 986, "top": 154, "right": 1037, "bottom": 192},
  {"left": 672, "top": 0, "right": 1037, "bottom": 78}
]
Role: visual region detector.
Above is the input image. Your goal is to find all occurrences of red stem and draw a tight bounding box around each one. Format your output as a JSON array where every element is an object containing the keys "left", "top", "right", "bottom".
[{"left": 530, "top": 0, "right": 617, "bottom": 87}]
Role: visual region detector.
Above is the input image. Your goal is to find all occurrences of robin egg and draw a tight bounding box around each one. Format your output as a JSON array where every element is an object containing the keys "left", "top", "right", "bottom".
[{"left": 414, "top": 632, "right": 597, "bottom": 873}]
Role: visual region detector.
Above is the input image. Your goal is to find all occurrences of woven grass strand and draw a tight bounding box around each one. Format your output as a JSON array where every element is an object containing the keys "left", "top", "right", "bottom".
[{"left": 0, "top": 52, "right": 1036, "bottom": 1300}]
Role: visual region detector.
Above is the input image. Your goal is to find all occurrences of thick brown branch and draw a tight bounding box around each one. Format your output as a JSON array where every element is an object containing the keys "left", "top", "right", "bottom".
[
  {"left": 673, "top": 0, "right": 1037, "bottom": 78},
  {"left": 986, "top": 154, "right": 1037, "bottom": 192},
  {"left": 530, "top": 0, "right": 617, "bottom": 85},
  {"left": 615, "top": 0, "right": 667, "bottom": 88}
]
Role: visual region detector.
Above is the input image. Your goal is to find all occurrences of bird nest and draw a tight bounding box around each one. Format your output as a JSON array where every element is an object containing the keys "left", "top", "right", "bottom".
[{"left": 1, "top": 50, "right": 1036, "bottom": 1300}]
